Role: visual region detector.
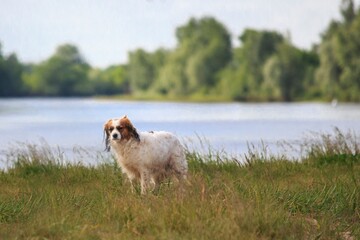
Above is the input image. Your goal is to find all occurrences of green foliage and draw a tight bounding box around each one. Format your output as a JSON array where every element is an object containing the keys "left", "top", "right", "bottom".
[
  {"left": 218, "top": 29, "right": 320, "bottom": 101},
  {"left": 24, "top": 44, "right": 91, "bottom": 96},
  {"left": 218, "top": 29, "right": 285, "bottom": 100},
  {"left": 156, "top": 17, "right": 232, "bottom": 96},
  {"left": 0, "top": 43, "right": 24, "bottom": 97},
  {"left": 127, "top": 48, "right": 169, "bottom": 95},
  {"left": 316, "top": 0, "right": 360, "bottom": 102},
  {"left": 341, "top": 0, "right": 356, "bottom": 23},
  {"left": 89, "top": 65, "right": 130, "bottom": 95},
  {"left": 262, "top": 43, "right": 318, "bottom": 101}
]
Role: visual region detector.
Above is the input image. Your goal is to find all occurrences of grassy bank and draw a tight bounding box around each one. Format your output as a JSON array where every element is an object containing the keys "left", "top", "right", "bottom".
[
  {"left": 95, "top": 92, "right": 233, "bottom": 103},
  {"left": 0, "top": 130, "right": 359, "bottom": 239}
]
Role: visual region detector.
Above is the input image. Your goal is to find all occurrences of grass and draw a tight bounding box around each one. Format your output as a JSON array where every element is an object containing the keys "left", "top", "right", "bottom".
[{"left": 0, "top": 129, "right": 359, "bottom": 239}]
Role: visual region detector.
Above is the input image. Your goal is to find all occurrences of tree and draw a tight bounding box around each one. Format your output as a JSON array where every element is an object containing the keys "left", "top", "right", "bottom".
[
  {"left": 316, "top": 0, "right": 360, "bottom": 101},
  {"left": 262, "top": 43, "right": 317, "bottom": 101},
  {"left": 0, "top": 43, "right": 24, "bottom": 97},
  {"left": 156, "top": 17, "right": 232, "bottom": 96},
  {"left": 218, "top": 29, "right": 284, "bottom": 100},
  {"left": 341, "top": 0, "right": 355, "bottom": 23},
  {"left": 128, "top": 49, "right": 154, "bottom": 91},
  {"left": 128, "top": 48, "right": 168, "bottom": 93},
  {"left": 155, "top": 51, "right": 187, "bottom": 95},
  {"left": 24, "top": 44, "right": 91, "bottom": 96},
  {"left": 89, "top": 65, "right": 129, "bottom": 95}
]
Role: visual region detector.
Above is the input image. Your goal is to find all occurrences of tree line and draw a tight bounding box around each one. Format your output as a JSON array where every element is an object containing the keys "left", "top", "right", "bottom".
[{"left": 1, "top": 0, "right": 359, "bottom": 102}]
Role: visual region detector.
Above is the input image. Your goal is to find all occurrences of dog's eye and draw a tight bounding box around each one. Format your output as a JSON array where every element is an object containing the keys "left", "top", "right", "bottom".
[
  {"left": 116, "top": 126, "right": 123, "bottom": 131},
  {"left": 109, "top": 127, "right": 114, "bottom": 131}
]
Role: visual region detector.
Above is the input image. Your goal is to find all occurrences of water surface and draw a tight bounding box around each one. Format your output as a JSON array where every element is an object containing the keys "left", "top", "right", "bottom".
[{"left": 1, "top": 98, "right": 359, "bottom": 165}]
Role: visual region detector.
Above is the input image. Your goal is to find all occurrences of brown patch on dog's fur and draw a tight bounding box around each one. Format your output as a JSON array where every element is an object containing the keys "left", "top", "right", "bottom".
[{"left": 119, "top": 116, "right": 140, "bottom": 141}]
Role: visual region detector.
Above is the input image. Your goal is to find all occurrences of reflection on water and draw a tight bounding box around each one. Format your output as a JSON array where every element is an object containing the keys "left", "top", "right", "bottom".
[{"left": 1, "top": 98, "right": 359, "bottom": 166}]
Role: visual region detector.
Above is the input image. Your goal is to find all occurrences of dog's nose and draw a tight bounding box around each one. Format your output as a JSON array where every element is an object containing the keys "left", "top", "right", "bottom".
[{"left": 112, "top": 133, "right": 119, "bottom": 139}]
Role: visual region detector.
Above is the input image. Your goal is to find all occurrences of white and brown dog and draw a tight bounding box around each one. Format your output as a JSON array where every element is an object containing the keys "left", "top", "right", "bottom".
[{"left": 104, "top": 115, "right": 188, "bottom": 194}]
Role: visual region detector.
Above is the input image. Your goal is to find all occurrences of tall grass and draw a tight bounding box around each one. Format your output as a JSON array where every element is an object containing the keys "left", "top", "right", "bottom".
[
  {"left": 301, "top": 127, "right": 360, "bottom": 166},
  {"left": 0, "top": 129, "right": 359, "bottom": 239}
]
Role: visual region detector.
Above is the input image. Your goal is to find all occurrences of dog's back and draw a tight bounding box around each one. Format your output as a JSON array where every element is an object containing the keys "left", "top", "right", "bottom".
[{"left": 112, "top": 131, "right": 187, "bottom": 190}]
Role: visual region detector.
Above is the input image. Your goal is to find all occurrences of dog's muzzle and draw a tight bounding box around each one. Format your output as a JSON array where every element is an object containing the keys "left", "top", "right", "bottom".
[{"left": 112, "top": 133, "right": 120, "bottom": 140}]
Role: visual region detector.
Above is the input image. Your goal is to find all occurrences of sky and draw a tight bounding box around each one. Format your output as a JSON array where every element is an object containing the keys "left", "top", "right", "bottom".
[{"left": 1, "top": 0, "right": 358, "bottom": 68}]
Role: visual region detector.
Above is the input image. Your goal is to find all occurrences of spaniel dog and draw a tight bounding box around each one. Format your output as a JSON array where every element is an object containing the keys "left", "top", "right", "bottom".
[{"left": 104, "top": 115, "right": 188, "bottom": 194}]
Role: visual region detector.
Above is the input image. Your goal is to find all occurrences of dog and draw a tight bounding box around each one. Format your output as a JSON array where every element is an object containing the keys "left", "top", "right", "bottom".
[{"left": 103, "top": 115, "right": 188, "bottom": 194}]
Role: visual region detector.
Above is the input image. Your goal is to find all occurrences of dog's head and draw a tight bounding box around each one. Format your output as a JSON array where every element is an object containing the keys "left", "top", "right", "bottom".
[{"left": 103, "top": 115, "right": 140, "bottom": 151}]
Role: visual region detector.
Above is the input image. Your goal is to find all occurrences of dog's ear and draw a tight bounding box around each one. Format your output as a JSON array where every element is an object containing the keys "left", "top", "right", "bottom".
[
  {"left": 120, "top": 116, "right": 140, "bottom": 142},
  {"left": 103, "top": 120, "right": 112, "bottom": 151},
  {"left": 132, "top": 128, "right": 140, "bottom": 142}
]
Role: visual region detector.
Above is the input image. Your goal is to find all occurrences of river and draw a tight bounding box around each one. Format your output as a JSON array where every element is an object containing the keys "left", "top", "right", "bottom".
[{"left": 1, "top": 98, "right": 359, "bottom": 166}]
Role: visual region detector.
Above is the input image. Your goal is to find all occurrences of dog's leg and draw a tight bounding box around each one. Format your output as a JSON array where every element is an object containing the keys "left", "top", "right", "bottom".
[
  {"left": 170, "top": 153, "right": 188, "bottom": 188},
  {"left": 129, "top": 178, "right": 136, "bottom": 193},
  {"left": 152, "top": 179, "right": 161, "bottom": 195},
  {"left": 140, "top": 171, "right": 150, "bottom": 194}
]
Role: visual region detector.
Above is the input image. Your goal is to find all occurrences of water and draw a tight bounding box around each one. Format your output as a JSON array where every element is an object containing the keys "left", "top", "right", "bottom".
[{"left": 1, "top": 98, "right": 359, "bottom": 166}]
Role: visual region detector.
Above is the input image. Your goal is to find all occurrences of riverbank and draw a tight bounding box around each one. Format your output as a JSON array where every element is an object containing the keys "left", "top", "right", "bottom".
[
  {"left": 95, "top": 92, "right": 337, "bottom": 103},
  {"left": 0, "top": 130, "right": 359, "bottom": 239},
  {"left": 95, "top": 92, "right": 234, "bottom": 103}
]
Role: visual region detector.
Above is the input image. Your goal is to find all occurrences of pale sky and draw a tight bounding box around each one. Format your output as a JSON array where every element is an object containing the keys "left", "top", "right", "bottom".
[{"left": 1, "top": 0, "right": 358, "bottom": 68}]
